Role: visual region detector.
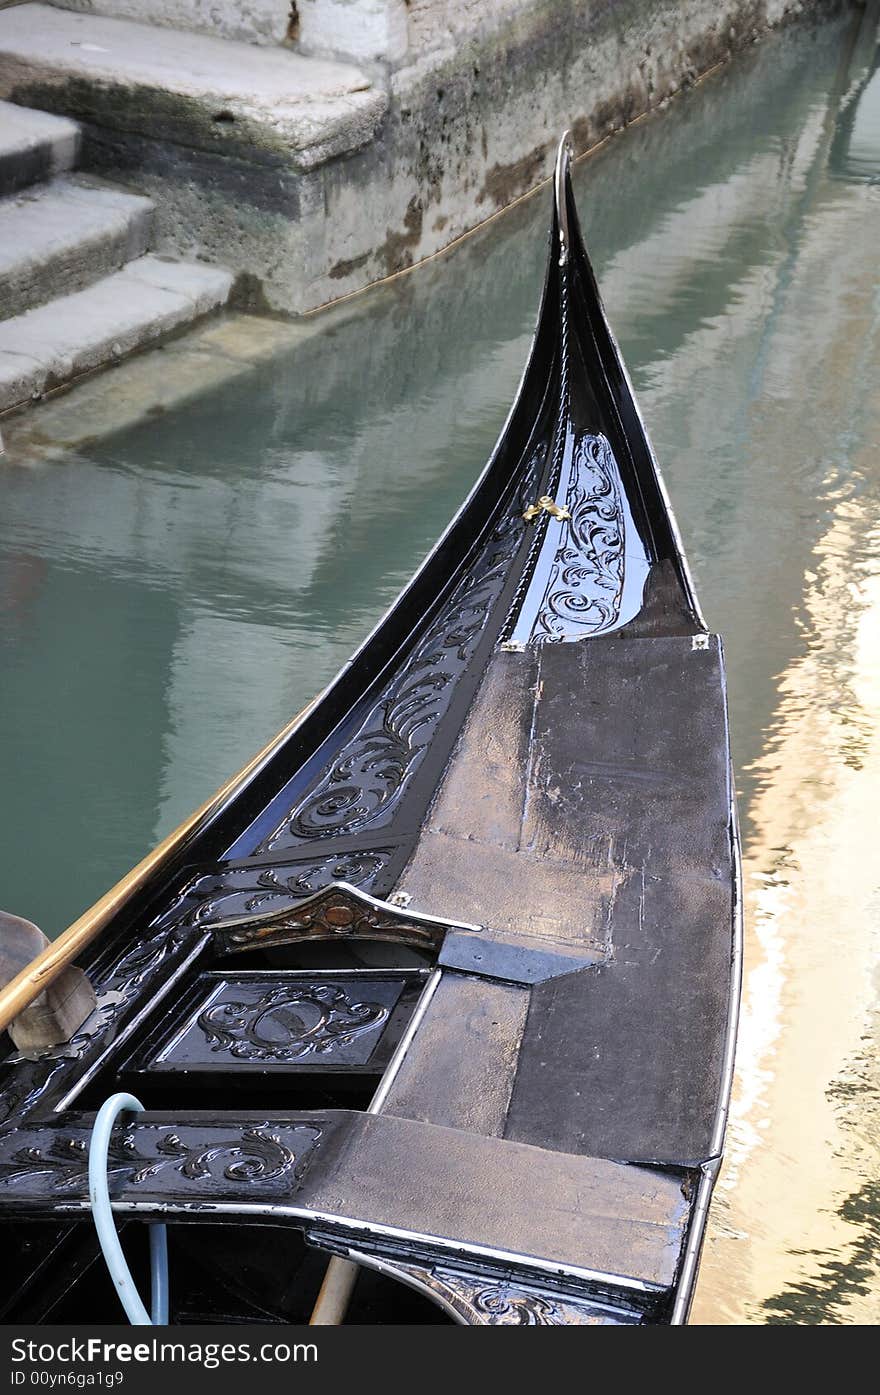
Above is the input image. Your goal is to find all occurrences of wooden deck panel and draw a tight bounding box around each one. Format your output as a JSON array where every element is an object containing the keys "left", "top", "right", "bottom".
[{"left": 396, "top": 633, "right": 734, "bottom": 1167}]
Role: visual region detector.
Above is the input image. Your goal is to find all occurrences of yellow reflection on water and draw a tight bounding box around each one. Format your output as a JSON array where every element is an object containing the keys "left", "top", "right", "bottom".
[{"left": 694, "top": 496, "right": 880, "bottom": 1323}]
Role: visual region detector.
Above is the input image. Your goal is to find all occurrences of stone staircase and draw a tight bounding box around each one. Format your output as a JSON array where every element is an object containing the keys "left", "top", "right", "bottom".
[
  {"left": 0, "top": 4, "right": 387, "bottom": 320},
  {"left": 0, "top": 98, "right": 234, "bottom": 414}
]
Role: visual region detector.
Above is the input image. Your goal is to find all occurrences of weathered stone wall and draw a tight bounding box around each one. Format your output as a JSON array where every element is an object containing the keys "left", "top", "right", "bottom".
[
  {"left": 24, "top": 0, "right": 849, "bottom": 311},
  {"left": 298, "top": 0, "right": 410, "bottom": 61}
]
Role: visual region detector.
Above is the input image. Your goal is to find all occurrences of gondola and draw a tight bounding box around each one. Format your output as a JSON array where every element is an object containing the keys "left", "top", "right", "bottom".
[{"left": 0, "top": 135, "right": 741, "bottom": 1328}]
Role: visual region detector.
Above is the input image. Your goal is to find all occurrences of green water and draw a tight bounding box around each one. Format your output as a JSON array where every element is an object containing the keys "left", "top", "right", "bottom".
[{"left": 2, "top": 4, "right": 880, "bottom": 1324}]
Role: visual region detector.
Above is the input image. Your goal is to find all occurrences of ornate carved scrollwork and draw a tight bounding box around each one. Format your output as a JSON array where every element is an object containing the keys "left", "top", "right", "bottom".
[
  {"left": 0, "top": 1123, "right": 314, "bottom": 1192},
  {"left": 532, "top": 432, "right": 626, "bottom": 640},
  {"left": 198, "top": 984, "right": 389, "bottom": 1062},
  {"left": 443, "top": 1277, "right": 608, "bottom": 1328},
  {"left": 152, "top": 849, "right": 396, "bottom": 933},
  {"left": 214, "top": 882, "right": 455, "bottom": 955},
  {"left": 0, "top": 916, "right": 201, "bottom": 1127},
  {"left": 342, "top": 1253, "right": 635, "bottom": 1325},
  {"left": 444, "top": 1276, "right": 608, "bottom": 1325},
  {"left": 255, "top": 446, "right": 544, "bottom": 855},
  {"left": 506, "top": 431, "right": 636, "bottom": 647}
]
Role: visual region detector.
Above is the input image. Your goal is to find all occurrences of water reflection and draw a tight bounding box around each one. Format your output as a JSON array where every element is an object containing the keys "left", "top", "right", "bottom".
[
  {"left": 830, "top": 42, "right": 880, "bottom": 182},
  {"left": 1, "top": 1, "right": 879, "bottom": 1324},
  {"left": 696, "top": 495, "right": 880, "bottom": 1324}
]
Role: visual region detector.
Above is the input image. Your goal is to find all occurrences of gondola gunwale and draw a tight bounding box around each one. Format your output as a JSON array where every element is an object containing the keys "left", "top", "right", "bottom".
[{"left": 669, "top": 777, "right": 743, "bottom": 1325}]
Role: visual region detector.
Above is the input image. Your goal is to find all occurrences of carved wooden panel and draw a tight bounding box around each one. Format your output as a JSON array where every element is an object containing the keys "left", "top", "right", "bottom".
[
  {"left": 250, "top": 444, "right": 544, "bottom": 857},
  {"left": 0, "top": 1115, "right": 333, "bottom": 1207},
  {"left": 345, "top": 1254, "right": 643, "bottom": 1325},
  {"left": 505, "top": 430, "right": 650, "bottom": 646},
  {"left": 127, "top": 970, "right": 425, "bottom": 1076},
  {"left": 151, "top": 848, "right": 399, "bottom": 934}
]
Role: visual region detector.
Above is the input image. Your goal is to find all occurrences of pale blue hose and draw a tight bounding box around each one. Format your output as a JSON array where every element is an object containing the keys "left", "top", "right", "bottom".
[{"left": 88, "top": 1093, "right": 169, "bottom": 1325}]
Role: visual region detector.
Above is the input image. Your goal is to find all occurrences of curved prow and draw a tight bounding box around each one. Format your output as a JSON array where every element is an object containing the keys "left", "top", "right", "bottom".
[
  {"left": 502, "top": 133, "right": 706, "bottom": 647},
  {"left": 554, "top": 130, "right": 573, "bottom": 265}
]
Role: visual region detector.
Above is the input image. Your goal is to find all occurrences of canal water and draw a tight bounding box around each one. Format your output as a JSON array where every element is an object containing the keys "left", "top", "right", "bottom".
[{"left": 1, "top": 3, "right": 879, "bottom": 1324}]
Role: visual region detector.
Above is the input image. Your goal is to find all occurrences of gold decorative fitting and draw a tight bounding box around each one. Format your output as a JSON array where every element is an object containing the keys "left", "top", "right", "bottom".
[{"left": 523, "top": 495, "right": 572, "bottom": 522}]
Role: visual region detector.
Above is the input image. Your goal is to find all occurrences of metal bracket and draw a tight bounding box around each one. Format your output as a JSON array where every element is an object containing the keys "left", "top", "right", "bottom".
[
  {"left": 522, "top": 494, "right": 571, "bottom": 522},
  {"left": 211, "top": 882, "right": 479, "bottom": 956}
]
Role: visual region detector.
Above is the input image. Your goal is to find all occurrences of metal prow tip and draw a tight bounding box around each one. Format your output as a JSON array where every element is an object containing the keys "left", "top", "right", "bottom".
[{"left": 554, "top": 130, "right": 574, "bottom": 264}]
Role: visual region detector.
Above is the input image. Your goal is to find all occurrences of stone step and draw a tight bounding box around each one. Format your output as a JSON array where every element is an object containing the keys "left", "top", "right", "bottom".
[
  {"left": 48, "top": 1, "right": 289, "bottom": 49},
  {"left": 0, "top": 175, "right": 153, "bottom": 321},
  {"left": 0, "top": 255, "right": 234, "bottom": 414},
  {"left": 0, "top": 5, "right": 387, "bottom": 171},
  {"left": 0, "top": 100, "right": 80, "bottom": 196}
]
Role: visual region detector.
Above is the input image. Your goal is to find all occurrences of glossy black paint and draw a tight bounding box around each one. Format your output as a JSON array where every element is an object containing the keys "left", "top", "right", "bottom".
[{"left": 123, "top": 970, "right": 425, "bottom": 1078}]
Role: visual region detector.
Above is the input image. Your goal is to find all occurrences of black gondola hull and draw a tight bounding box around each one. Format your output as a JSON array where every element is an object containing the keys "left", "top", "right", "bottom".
[{"left": 0, "top": 136, "right": 740, "bottom": 1327}]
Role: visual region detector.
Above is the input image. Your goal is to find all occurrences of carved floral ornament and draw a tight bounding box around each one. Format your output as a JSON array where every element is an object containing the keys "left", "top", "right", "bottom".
[
  {"left": 505, "top": 431, "right": 635, "bottom": 647},
  {"left": 256, "top": 445, "right": 543, "bottom": 855},
  {"left": 0, "top": 882, "right": 452, "bottom": 1128},
  {"left": 161, "top": 849, "right": 396, "bottom": 931},
  {"left": 345, "top": 1254, "right": 628, "bottom": 1326},
  {"left": 198, "top": 983, "right": 389, "bottom": 1063},
  {"left": 213, "top": 881, "right": 452, "bottom": 955},
  {"left": 0, "top": 1123, "right": 319, "bottom": 1192}
]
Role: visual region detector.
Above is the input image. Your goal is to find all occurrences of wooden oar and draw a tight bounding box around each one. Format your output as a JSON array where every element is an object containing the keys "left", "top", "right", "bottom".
[{"left": 0, "top": 694, "right": 319, "bottom": 1034}]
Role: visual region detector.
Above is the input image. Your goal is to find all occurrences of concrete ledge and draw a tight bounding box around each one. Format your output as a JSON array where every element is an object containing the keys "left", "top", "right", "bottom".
[
  {"left": 0, "top": 253, "right": 233, "bottom": 412},
  {"left": 0, "top": 5, "right": 387, "bottom": 170}
]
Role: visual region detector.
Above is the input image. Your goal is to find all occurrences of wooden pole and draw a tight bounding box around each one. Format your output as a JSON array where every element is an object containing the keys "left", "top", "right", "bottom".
[{"left": 309, "top": 1258, "right": 360, "bottom": 1326}]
